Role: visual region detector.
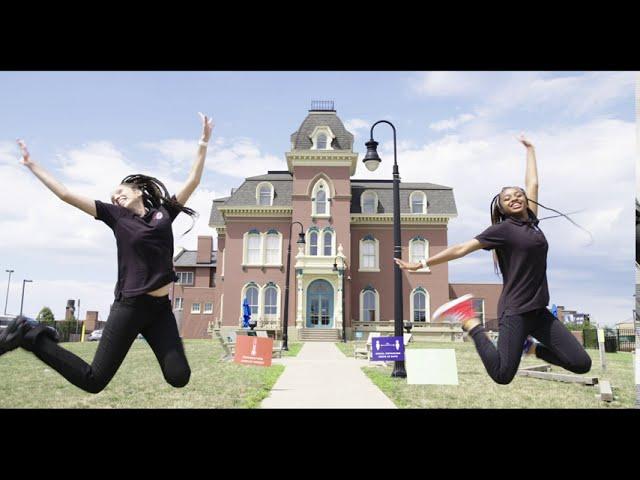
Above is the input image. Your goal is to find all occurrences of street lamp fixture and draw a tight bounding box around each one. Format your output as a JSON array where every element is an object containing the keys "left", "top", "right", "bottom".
[
  {"left": 282, "top": 222, "right": 306, "bottom": 350},
  {"left": 19, "top": 279, "right": 33, "bottom": 317},
  {"left": 362, "top": 120, "right": 407, "bottom": 378},
  {"left": 4, "top": 269, "right": 14, "bottom": 316}
]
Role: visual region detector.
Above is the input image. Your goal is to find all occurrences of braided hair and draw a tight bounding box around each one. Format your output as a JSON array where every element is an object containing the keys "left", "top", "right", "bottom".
[
  {"left": 489, "top": 186, "right": 592, "bottom": 275},
  {"left": 120, "top": 174, "right": 199, "bottom": 236}
]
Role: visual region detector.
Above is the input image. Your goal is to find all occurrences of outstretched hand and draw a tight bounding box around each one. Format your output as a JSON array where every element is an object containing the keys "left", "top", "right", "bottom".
[
  {"left": 517, "top": 133, "right": 534, "bottom": 149},
  {"left": 16, "top": 139, "right": 33, "bottom": 167},
  {"left": 394, "top": 257, "right": 421, "bottom": 271},
  {"left": 198, "top": 112, "right": 214, "bottom": 143}
]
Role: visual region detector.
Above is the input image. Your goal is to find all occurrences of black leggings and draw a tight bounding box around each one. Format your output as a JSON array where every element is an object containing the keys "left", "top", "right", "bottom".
[
  {"left": 469, "top": 307, "right": 592, "bottom": 385},
  {"left": 24, "top": 294, "right": 191, "bottom": 394}
]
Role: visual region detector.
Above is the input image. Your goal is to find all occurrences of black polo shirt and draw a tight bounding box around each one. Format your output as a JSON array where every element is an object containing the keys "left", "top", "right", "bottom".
[
  {"left": 94, "top": 196, "right": 182, "bottom": 298},
  {"left": 475, "top": 214, "right": 549, "bottom": 318}
]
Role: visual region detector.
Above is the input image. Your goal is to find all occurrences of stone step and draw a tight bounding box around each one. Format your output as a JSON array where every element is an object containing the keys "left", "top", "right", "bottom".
[{"left": 299, "top": 329, "right": 341, "bottom": 342}]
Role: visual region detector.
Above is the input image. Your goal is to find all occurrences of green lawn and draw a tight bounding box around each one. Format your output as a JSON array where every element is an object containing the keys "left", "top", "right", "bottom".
[
  {"left": 335, "top": 340, "right": 635, "bottom": 408},
  {"left": 0, "top": 339, "right": 285, "bottom": 408},
  {"left": 282, "top": 342, "right": 303, "bottom": 357}
]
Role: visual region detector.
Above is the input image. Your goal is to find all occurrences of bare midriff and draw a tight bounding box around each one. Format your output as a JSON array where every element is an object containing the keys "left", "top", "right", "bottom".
[{"left": 145, "top": 283, "right": 171, "bottom": 297}]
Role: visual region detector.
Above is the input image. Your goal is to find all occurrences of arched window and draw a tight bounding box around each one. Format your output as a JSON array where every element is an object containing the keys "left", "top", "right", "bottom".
[
  {"left": 265, "top": 230, "right": 281, "bottom": 265},
  {"left": 244, "top": 284, "right": 259, "bottom": 316},
  {"left": 317, "top": 134, "right": 327, "bottom": 149},
  {"left": 411, "top": 287, "right": 430, "bottom": 322},
  {"left": 309, "top": 230, "right": 319, "bottom": 256},
  {"left": 264, "top": 284, "right": 278, "bottom": 316},
  {"left": 409, "top": 236, "right": 429, "bottom": 271},
  {"left": 360, "top": 287, "right": 379, "bottom": 322},
  {"left": 323, "top": 230, "right": 333, "bottom": 256},
  {"left": 361, "top": 191, "right": 378, "bottom": 214},
  {"left": 359, "top": 235, "right": 379, "bottom": 271},
  {"left": 311, "top": 180, "right": 331, "bottom": 217},
  {"left": 257, "top": 182, "right": 274, "bottom": 206},
  {"left": 410, "top": 191, "right": 427, "bottom": 214}
]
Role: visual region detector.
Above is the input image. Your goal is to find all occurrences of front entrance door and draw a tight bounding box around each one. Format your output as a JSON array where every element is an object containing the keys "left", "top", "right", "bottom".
[{"left": 306, "top": 279, "right": 334, "bottom": 328}]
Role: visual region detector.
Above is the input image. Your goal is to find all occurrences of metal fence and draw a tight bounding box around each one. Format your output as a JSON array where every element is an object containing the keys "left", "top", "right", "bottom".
[{"left": 583, "top": 328, "right": 635, "bottom": 352}]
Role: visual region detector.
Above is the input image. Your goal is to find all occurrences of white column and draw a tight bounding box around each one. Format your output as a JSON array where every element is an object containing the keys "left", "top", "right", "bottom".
[{"left": 296, "top": 272, "right": 303, "bottom": 328}]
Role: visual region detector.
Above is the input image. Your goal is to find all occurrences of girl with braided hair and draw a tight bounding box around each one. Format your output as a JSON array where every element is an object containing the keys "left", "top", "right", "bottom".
[
  {"left": 0, "top": 113, "right": 213, "bottom": 393},
  {"left": 395, "top": 134, "right": 592, "bottom": 385}
]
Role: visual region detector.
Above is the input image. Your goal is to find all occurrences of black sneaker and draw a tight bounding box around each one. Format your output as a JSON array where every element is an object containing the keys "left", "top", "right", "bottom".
[{"left": 0, "top": 316, "right": 29, "bottom": 356}]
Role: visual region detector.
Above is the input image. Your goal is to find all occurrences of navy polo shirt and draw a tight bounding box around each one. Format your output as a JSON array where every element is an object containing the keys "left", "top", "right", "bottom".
[
  {"left": 475, "top": 214, "right": 549, "bottom": 318},
  {"left": 94, "top": 196, "right": 182, "bottom": 298}
]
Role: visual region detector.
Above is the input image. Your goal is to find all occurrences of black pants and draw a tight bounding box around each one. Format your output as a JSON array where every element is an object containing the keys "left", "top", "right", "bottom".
[
  {"left": 469, "top": 307, "right": 592, "bottom": 385},
  {"left": 24, "top": 294, "right": 191, "bottom": 394}
]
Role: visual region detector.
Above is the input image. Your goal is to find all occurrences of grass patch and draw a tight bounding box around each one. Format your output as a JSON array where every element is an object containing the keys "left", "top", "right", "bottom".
[
  {"left": 282, "top": 342, "right": 303, "bottom": 357},
  {"left": 0, "top": 339, "right": 284, "bottom": 408},
  {"left": 334, "top": 342, "right": 353, "bottom": 358},
  {"left": 350, "top": 341, "right": 634, "bottom": 408}
]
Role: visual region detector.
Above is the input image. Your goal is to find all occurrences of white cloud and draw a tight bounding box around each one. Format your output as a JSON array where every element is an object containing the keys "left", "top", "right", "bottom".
[
  {"left": 429, "top": 113, "right": 476, "bottom": 132},
  {"left": 344, "top": 118, "right": 370, "bottom": 139},
  {"left": 412, "top": 72, "right": 635, "bottom": 124},
  {"left": 140, "top": 137, "right": 286, "bottom": 179}
]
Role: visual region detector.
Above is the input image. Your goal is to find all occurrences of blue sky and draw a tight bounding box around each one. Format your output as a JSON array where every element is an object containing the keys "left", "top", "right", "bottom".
[{"left": 0, "top": 71, "right": 636, "bottom": 325}]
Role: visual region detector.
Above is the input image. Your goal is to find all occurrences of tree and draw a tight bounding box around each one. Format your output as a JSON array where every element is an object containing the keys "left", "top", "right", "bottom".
[{"left": 36, "top": 307, "right": 55, "bottom": 326}]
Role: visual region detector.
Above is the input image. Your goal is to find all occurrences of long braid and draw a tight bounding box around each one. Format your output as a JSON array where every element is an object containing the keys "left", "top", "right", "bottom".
[{"left": 120, "top": 174, "right": 199, "bottom": 236}]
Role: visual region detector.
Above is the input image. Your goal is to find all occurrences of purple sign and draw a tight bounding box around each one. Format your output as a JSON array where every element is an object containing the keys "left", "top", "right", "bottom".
[{"left": 370, "top": 336, "right": 405, "bottom": 361}]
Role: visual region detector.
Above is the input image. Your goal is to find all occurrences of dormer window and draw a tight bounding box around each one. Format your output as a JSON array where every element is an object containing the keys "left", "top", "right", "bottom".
[
  {"left": 256, "top": 182, "right": 274, "bottom": 206},
  {"left": 410, "top": 191, "right": 427, "bottom": 214},
  {"left": 309, "top": 126, "right": 335, "bottom": 150},
  {"left": 361, "top": 191, "right": 378, "bottom": 214}
]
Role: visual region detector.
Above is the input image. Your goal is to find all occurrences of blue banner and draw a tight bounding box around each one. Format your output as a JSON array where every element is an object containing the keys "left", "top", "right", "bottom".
[{"left": 370, "top": 336, "right": 405, "bottom": 361}]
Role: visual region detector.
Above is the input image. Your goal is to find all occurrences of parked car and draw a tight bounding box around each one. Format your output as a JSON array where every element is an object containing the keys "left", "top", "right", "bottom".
[{"left": 88, "top": 329, "right": 103, "bottom": 341}]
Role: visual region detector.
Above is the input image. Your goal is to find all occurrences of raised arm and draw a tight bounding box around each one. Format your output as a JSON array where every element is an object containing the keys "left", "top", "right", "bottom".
[
  {"left": 395, "top": 238, "right": 485, "bottom": 271},
  {"left": 174, "top": 113, "right": 214, "bottom": 206},
  {"left": 518, "top": 133, "right": 538, "bottom": 216},
  {"left": 17, "top": 140, "right": 97, "bottom": 217}
]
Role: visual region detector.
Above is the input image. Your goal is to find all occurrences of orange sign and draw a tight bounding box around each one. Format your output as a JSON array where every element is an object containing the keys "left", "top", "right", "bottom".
[{"left": 234, "top": 335, "right": 273, "bottom": 367}]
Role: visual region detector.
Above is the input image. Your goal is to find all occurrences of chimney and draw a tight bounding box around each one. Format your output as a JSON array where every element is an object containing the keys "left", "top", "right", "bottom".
[
  {"left": 197, "top": 236, "right": 213, "bottom": 264},
  {"left": 85, "top": 311, "right": 99, "bottom": 331},
  {"left": 65, "top": 299, "right": 75, "bottom": 321}
]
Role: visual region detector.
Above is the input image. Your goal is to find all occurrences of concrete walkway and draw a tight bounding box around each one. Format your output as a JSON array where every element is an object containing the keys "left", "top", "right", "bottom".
[{"left": 260, "top": 342, "right": 397, "bottom": 409}]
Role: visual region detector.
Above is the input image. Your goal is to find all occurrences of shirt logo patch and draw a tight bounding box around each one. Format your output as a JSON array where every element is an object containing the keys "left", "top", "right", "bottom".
[{"left": 155, "top": 212, "right": 164, "bottom": 220}]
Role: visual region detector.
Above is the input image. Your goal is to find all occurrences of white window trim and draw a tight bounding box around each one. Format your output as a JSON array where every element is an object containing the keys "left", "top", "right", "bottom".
[
  {"left": 243, "top": 231, "right": 263, "bottom": 267},
  {"left": 174, "top": 297, "right": 183, "bottom": 311},
  {"left": 221, "top": 248, "right": 226, "bottom": 278},
  {"left": 256, "top": 182, "right": 275, "bottom": 206},
  {"left": 240, "top": 283, "right": 261, "bottom": 325},
  {"left": 311, "top": 180, "right": 331, "bottom": 218},
  {"left": 191, "top": 303, "right": 201, "bottom": 314},
  {"left": 204, "top": 303, "right": 214, "bottom": 314},
  {"left": 309, "top": 126, "right": 336, "bottom": 150},
  {"left": 409, "top": 238, "right": 430, "bottom": 273},
  {"left": 409, "top": 191, "right": 427, "bottom": 214},
  {"left": 321, "top": 229, "right": 335, "bottom": 257},
  {"left": 359, "top": 237, "right": 380, "bottom": 272},
  {"left": 264, "top": 231, "right": 283, "bottom": 267},
  {"left": 262, "top": 284, "right": 281, "bottom": 319},
  {"left": 177, "top": 271, "right": 194, "bottom": 286},
  {"left": 307, "top": 229, "right": 320, "bottom": 256},
  {"left": 410, "top": 288, "right": 430, "bottom": 323},
  {"left": 361, "top": 190, "right": 379, "bottom": 215},
  {"left": 360, "top": 288, "right": 380, "bottom": 322}
]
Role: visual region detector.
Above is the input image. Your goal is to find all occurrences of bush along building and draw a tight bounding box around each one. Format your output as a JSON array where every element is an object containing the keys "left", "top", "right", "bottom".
[{"left": 172, "top": 102, "right": 502, "bottom": 341}]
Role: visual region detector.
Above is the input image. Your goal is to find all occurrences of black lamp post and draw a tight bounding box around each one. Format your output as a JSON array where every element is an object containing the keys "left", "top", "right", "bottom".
[
  {"left": 283, "top": 221, "right": 306, "bottom": 350},
  {"left": 4, "top": 269, "right": 14, "bottom": 316},
  {"left": 363, "top": 120, "right": 406, "bottom": 378},
  {"left": 333, "top": 256, "right": 348, "bottom": 343},
  {"left": 19, "top": 279, "right": 33, "bottom": 317}
]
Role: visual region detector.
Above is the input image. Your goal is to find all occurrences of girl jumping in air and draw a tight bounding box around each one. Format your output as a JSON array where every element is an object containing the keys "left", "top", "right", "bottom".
[
  {"left": 395, "top": 134, "right": 592, "bottom": 385},
  {"left": 0, "top": 113, "right": 214, "bottom": 393}
]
